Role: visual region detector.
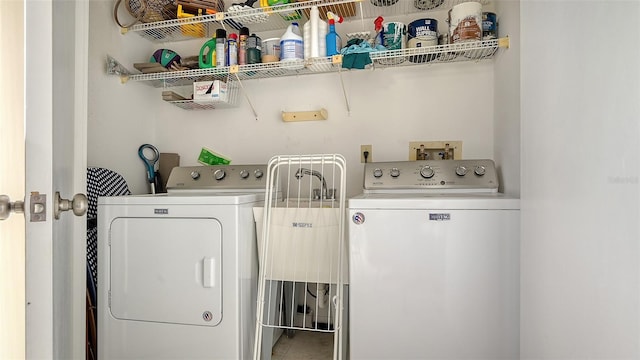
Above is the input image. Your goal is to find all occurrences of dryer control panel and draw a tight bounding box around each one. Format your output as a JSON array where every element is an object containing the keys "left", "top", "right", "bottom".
[
  {"left": 363, "top": 159, "right": 499, "bottom": 193},
  {"left": 166, "top": 165, "right": 267, "bottom": 191}
]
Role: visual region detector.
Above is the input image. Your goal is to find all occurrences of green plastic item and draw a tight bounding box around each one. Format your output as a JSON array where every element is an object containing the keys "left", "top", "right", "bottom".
[
  {"left": 198, "top": 147, "right": 231, "bottom": 165},
  {"left": 199, "top": 37, "right": 217, "bottom": 68}
]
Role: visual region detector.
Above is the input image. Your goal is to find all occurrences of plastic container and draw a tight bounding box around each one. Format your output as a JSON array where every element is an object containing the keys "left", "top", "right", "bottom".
[
  {"left": 325, "top": 12, "right": 343, "bottom": 56},
  {"left": 303, "top": 6, "right": 327, "bottom": 59},
  {"left": 198, "top": 37, "right": 216, "bottom": 68},
  {"left": 215, "top": 29, "right": 227, "bottom": 67},
  {"left": 326, "top": 19, "right": 342, "bottom": 56},
  {"left": 238, "top": 27, "right": 249, "bottom": 65},
  {"left": 280, "top": 22, "right": 304, "bottom": 68},
  {"left": 261, "top": 38, "right": 280, "bottom": 63}
]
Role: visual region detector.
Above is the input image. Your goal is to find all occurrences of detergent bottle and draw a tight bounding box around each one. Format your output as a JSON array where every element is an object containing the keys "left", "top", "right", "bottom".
[
  {"left": 303, "top": 5, "right": 327, "bottom": 59},
  {"left": 326, "top": 12, "right": 344, "bottom": 56},
  {"left": 199, "top": 35, "right": 216, "bottom": 68},
  {"left": 280, "top": 22, "right": 303, "bottom": 68}
]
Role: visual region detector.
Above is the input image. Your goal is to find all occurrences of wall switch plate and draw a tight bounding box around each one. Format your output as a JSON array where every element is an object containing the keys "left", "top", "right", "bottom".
[
  {"left": 408, "top": 141, "right": 462, "bottom": 160},
  {"left": 361, "top": 145, "right": 372, "bottom": 163}
]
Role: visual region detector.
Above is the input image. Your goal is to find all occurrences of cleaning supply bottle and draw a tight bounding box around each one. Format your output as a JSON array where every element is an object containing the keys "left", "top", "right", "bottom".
[
  {"left": 238, "top": 27, "right": 249, "bottom": 65},
  {"left": 374, "top": 16, "right": 384, "bottom": 47},
  {"left": 227, "top": 33, "right": 238, "bottom": 66},
  {"left": 199, "top": 35, "right": 216, "bottom": 68},
  {"left": 303, "top": 5, "right": 327, "bottom": 59},
  {"left": 325, "top": 12, "right": 344, "bottom": 56},
  {"left": 280, "top": 22, "right": 303, "bottom": 67},
  {"left": 215, "top": 28, "right": 227, "bottom": 67}
]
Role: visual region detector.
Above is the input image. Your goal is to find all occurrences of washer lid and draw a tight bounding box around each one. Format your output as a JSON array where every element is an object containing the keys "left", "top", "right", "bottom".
[{"left": 109, "top": 217, "right": 223, "bottom": 327}]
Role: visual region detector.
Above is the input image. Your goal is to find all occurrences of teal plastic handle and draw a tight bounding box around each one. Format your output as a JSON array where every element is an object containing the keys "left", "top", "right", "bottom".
[{"left": 199, "top": 38, "right": 216, "bottom": 68}]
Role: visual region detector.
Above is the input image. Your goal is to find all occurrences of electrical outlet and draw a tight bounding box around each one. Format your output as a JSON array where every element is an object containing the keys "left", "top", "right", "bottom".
[
  {"left": 361, "top": 145, "right": 372, "bottom": 163},
  {"left": 408, "top": 141, "right": 462, "bottom": 161}
]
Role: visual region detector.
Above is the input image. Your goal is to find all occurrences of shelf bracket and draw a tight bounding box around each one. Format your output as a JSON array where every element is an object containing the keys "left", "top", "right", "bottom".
[
  {"left": 232, "top": 71, "right": 258, "bottom": 120},
  {"left": 281, "top": 109, "right": 328, "bottom": 122},
  {"left": 338, "top": 69, "right": 350, "bottom": 114},
  {"left": 498, "top": 36, "right": 510, "bottom": 49}
]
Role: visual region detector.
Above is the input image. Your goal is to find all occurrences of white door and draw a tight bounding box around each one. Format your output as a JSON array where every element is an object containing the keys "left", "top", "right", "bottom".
[
  {"left": 0, "top": 0, "right": 89, "bottom": 358},
  {"left": 0, "top": 0, "right": 26, "bottom": 358}
]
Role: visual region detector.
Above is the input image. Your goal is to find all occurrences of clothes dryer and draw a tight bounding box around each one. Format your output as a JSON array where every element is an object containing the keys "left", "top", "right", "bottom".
[
  {"left": 98, "top": 165, "right": 267, "bottom": 359},
  {"left": 348, "top": 160, "right": 520, "bottom": 360}
]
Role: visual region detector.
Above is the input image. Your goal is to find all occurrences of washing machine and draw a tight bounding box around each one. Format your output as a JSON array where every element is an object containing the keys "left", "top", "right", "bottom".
[
  {"left": 98, "top": 164, "right": 268, "bottom": 360},
  {"left": 348, "top": 160, "right": 520, "bottom": 360}
]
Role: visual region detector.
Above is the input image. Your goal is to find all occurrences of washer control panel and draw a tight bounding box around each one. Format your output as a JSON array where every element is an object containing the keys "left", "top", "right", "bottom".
[
  {"left": 363, "top": 159, "right": 498, "bottom": 193},
  {"left": 167, "top": 165, "right": 267, "bottom": 191}
]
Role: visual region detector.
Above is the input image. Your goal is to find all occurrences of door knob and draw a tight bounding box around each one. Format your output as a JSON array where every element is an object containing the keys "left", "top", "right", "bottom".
[
  {"left": 54, "top": 192, "right": 88, "bottom": 219},
  {"left": 0, "top": 195, "right": 25, "bottom": 221}
]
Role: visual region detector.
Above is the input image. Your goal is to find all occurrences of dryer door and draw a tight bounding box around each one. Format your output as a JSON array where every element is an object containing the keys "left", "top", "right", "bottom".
[{"left": 109, "top": 217, "right": 223, "bottom": 326}]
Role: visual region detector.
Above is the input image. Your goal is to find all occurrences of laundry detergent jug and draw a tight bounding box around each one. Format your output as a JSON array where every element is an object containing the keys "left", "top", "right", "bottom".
[{"left": 199, "top": 37, "right": 217, "bottom": 68}]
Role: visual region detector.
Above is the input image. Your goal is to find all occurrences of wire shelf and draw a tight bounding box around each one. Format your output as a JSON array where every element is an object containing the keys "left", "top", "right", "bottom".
[
  {"left": 163, "top": 74, "right": 241, "bottom": 110},
  {"left": 124, "top": 0, "right": 492, "bottom": 42},
  {"left": 122, "top": 37, "right": 506, "bottom": 88},
  {"left": 369, "top": 37, "right": 504, "bottom": 67}
]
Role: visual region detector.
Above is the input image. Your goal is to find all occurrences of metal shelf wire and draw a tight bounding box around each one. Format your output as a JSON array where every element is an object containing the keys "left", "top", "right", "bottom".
[
  {"left": 369, "top": 37, "right": 506, "bottom": 67},
  {"left": 164, "top": 77, "right": 240, "bottom": 110},
  {"left": 124, "top": 0, "right": 491, "bottom": 42},
  {"left": 122, "top": 37, "right": 507, "bottom": 87}
]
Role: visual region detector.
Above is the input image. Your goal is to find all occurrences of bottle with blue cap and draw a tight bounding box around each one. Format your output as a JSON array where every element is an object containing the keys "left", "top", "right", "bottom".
[{"left": 280, "top": 22, "right": 304, "bottom": 68}]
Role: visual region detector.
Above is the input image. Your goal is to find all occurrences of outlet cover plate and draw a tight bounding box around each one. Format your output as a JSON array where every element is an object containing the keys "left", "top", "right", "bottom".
[{"left": 361, "top": 145, "right": 372, "bottom": 163}]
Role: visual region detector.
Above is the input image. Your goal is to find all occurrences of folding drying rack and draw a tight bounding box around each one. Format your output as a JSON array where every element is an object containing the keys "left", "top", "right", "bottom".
[{"left": 253, "top": 154, "right": 347, "bottom": 360}]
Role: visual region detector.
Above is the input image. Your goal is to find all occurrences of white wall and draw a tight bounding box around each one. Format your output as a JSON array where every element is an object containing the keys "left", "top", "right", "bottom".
[
  {"left": 520, "top": 1, "right": 640, "bottom": 358},
  {"left": 87, "top": 2, "right": 509, "bottom": 196},
  {"left": 493, "top": 0, "right": 520, "bottom": 195}
]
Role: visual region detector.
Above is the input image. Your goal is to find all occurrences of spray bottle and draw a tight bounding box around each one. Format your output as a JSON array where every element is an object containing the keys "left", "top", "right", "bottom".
[
  {"left": 374, "top": 16, "right": 384, "bottom": 47},
  {"left": 325, "top": 12, "right": 343, "bottom": 56}
]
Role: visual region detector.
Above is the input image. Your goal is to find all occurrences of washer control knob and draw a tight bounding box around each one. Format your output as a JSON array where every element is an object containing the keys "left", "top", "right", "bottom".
[
  {"left": 390, "top": 168, "right": 400, "bottom": 178},
  {"left": 214, "top": 169, "right": 226, "bottom": 180},
  {"left": 420, "top": 166, "right": 435, "bottom": 179},
  {"left": 254, "top": 169, "right": 264, "bottom": 179},
  {"left": 474, "top": 166, "right": 486, "bottom": 176},
  {"left": 240, "top": 170, "right": 250, "bottom": 179},
  {"left": 455, "top": 165, "right": 468, "bottom": 176},
  {"left": 373, "top": 168, "right": 383, "bottom": 178},
  {"left": 190, "top": 171, "right": 201, "bottom": 180}
]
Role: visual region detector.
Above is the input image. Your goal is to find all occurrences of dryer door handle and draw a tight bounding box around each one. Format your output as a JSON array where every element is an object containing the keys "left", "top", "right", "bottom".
[{"left": 203, "top": 257, "right": 216, "bottom": 288}]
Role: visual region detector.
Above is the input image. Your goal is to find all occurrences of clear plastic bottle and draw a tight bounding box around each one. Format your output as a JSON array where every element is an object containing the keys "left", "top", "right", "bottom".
[
  {"left": 238, "top": 27, "right": 249, "bottom": 65},
  {"left": 303, "top": 6, "right": 327, "bottom": 59}
]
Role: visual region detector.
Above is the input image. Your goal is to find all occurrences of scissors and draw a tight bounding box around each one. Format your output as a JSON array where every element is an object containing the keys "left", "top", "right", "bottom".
[{"left": 138, "top": 144, "right": 160, "bottom": 194}]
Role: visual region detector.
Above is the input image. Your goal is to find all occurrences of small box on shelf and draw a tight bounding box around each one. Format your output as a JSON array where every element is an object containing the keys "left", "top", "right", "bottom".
[{"left": 193, "top": 80, "right": 228, "bottom": 103}]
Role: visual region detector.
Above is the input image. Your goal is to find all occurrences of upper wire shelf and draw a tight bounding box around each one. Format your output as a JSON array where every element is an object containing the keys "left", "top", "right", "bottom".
[{"left": 124, "top": 0, "right": 490, "bottom": 42}]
